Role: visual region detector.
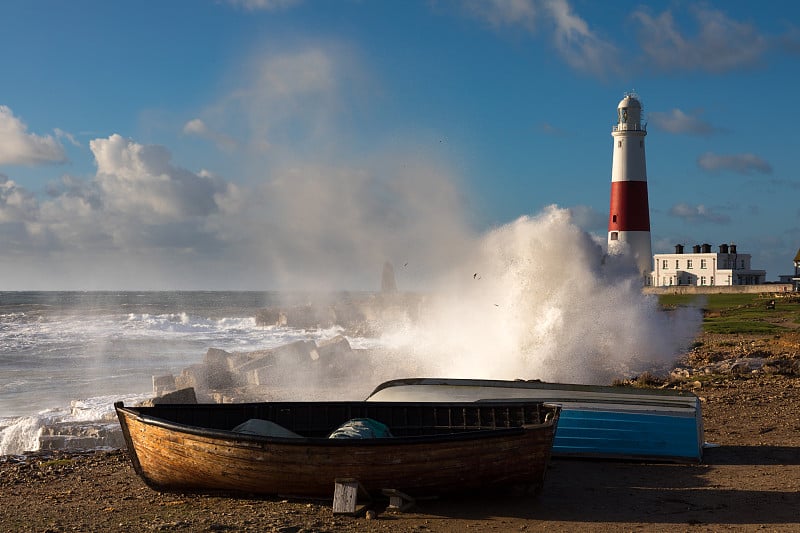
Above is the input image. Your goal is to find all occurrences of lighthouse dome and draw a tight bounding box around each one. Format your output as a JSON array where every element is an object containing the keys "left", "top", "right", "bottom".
[
  {"left": 616, "top": 93, "right": 644, "bottom": 129},
  {"left": 618, "top": 94, "right": 642, "bottom": 109}
]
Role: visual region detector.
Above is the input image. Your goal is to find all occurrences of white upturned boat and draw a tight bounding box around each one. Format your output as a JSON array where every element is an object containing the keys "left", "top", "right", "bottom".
[{"left": 366, "top": 378, "right": 704, "bottom": 463}]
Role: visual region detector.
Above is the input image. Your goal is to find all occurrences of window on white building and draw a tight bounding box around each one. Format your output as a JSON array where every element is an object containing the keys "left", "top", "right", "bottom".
[
  {"left": 701, "top": 276, "right": 706, "bottom": 286},
  {"left": 701, "top": 259, "right": 707, "bottom": 269},
  {"left": 610, "top": 232, "right": 618, "bottom": 240},
  {"left": 662, "top": 260, "right": 668, "bottom": 269},
  {"left": 687, "top": 259, "right": 693, "bottom": 269},
  {"left": 675, "top": 260, "right": 679, "bottom": 268}
]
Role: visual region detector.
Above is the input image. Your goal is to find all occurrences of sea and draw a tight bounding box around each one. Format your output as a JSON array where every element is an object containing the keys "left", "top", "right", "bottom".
[{"left": 0, "top": 291, "right": 378, "bottom": 455}]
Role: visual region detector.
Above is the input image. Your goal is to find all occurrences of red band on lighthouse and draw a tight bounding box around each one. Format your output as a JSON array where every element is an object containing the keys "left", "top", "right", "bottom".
[{"left": 608, "top": 180, "right": 650, "bottom": 232}]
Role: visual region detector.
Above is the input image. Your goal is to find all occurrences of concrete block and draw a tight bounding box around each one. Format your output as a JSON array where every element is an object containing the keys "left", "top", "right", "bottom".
[{"left": 152, "top": 374, "right": 176, "bottom": 395}]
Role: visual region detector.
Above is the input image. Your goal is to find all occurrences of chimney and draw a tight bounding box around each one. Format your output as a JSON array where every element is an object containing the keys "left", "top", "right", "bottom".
[
  {"left": 675, "top": 244, "right": 684, "bottom": 254},
  {"left": 692, "top": 244, "right": 701, "bottom": 253},
  {"left": 719, "top": 243, "right": 729, "bottom": 254},
  {"left": 730, "top": 244, "right": 737, "bottom": 254},
  {"left": 701, "top": 243, "right": 711, "bottom": 253}
]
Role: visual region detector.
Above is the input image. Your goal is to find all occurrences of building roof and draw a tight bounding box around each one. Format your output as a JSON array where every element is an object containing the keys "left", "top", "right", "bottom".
[{"left": 794, "top": 248, "right": 800, "bottom": 262}]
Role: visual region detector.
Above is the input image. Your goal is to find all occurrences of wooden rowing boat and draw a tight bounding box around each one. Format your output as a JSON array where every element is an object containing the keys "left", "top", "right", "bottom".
[
  {"left": 115, "top": 400, "right": 560, "bottom": 498},
  {"left": 366, "top": 378, "right": 704, "bottom": 463}
]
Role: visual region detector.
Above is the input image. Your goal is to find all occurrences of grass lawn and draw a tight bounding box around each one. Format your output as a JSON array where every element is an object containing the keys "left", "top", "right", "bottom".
[{"left": 658, "top": 292, "right": 800, "bottom": 334}]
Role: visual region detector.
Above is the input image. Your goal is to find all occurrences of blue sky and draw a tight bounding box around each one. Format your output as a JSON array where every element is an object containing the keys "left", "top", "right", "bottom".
[{"left": 0, "top": 0, "right": 798, "bottom": 289}]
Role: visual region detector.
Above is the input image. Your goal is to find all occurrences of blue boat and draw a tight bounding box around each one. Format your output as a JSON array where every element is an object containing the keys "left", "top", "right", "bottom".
[{"left": 366, "top": 378, "right": 704, "bottom": 463}]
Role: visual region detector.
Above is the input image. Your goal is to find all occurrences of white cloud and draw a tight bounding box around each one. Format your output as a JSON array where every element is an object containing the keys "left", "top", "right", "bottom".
[
  {"left": 0, "top": 174, "right": 39, "bottom": 224},
  {"left": 182, "top": 118, "right": 238, "bottom": 152},
  {"left": 649, "top": 109, "right": 715, "bottom": 135},
  {"left": 668, "top": 203, "right": 730, "bottom": 225},
  {"left": 463, "top": 0, "right": 618, "bottom": 77},
  {"left": 0, "top": 126, "right": 474, "bottom": 289},
  {"left": 0, "top": 106, "right": 67, "bottom": 166},
  {"left": 464, "top": 0, "right": 538, "bottom": 31},
  {"left": 54, "top": 128, "right": 81, "bottom": 147},
  {"left": 697, "top": 152, "right": 773, "bottom": 175},
  {"left": 543, "top": 0, "right": 619, "bottom": 77},
  {"left": 632, "top": 6, "right": 768, "bottom": 72},
  {"left": 0, "top": 47, "right": 475, "bottom": 289},
  {"left": 226, "top": 0, "right": 302, "bottom": 11},
  {"left": 90, "top": 134, "right": 227, "bottom": 220},
  {"left": 182, "top": 118, "right": 208, "bottom": 136}
]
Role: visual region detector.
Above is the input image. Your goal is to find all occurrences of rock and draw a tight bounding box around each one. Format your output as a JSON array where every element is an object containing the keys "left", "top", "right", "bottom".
[
  {"left": 254, "top": 308, "right": 284, "bottom": 326},
  {"left": 670, "top": 368, "right": 691, "bottom": 380},
  {"left": 729, "top": 361, "right": 749, "bottom": 375},
  {"left": 255, "top": 305, "right": 336, "bottom": 329},
  {"left": 234, "top": 353, "right": 276, "bottom": 374},
  {"left": 316, "top": 335, "right": 363, "bottom": 378},
  {"left": 272, "top": 340, "right": 319, "bottom": 364},
  {"left": 175, "top": 357, "right": 238, "bottom": 391},
  {"left": 204, "top": 347, "right": 230, "bottom": 364},
  {"left": 38, "top": 422, "right": 125, "bottom": 451},
  {"left": 152, "top": 374, "right": 176, "bottom": 395},
  {"left": 200, "top": 348, "right": 240, "bottom": 389},
  {"left": 175, "top": 364, "right": 207, "bottom": 390},
  {"left": 225, "top": 352, "right": 252, "bottom": 371},
  {"left": 247, "top": 366, "right": 273, "bottom": 387},
  {"left": 137, "top": 387, "right": 198, "bottom": 407}
]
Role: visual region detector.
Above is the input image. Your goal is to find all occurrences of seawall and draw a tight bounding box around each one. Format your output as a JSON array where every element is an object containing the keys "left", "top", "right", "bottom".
[{"left": 644, "top": 284, "right": 794, "bottom": 295}]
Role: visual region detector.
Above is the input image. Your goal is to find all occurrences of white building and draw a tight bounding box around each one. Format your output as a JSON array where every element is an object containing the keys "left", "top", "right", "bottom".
[
  {"left": 652, "top": 243, "right": 766, "bottom": 287},
  {"left": 777, "top": 248, "right": 800, "bottom": 291}
]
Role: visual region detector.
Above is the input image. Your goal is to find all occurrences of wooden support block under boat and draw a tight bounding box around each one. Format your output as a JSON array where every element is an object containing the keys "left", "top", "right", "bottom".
[
  {"left": 382, "top": 488, "right": 416, "bottom": 512},
  {"left": 332, "top": 478, "right": 371, "bottom": 516}
]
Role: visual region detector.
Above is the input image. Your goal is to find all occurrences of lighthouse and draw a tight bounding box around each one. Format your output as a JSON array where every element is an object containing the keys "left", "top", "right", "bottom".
[{"left": 607, "top": 93, "right": 652, "bottom": 280}]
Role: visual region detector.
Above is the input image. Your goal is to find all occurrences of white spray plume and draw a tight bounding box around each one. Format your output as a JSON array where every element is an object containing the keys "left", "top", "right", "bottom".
[{"left": 376, "top": 205, "right": 702, "bottom": 385}]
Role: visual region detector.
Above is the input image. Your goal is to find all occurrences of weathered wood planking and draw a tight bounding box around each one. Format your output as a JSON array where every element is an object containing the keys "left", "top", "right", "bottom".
[{"left": 115, "top": 401, "right": 559, "bottom": 498}]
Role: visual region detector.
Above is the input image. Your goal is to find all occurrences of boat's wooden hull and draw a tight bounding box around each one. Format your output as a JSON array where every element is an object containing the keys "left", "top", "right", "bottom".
[
  {"left": 116, "top": 401, "right": 559, "bottom": 498},
  {"left": 366, "top": 378, "right": 704, "bottom": 463}
]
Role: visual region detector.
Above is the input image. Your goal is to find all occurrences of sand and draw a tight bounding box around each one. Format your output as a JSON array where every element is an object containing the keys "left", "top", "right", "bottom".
[{"left": 1, "top": 369, "right": 799, "bottom": 532}]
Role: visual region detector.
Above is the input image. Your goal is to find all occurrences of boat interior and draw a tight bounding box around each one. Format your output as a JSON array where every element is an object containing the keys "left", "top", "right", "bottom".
[{"left": 119, "top": 401, "right": 558, "bottom": 440}]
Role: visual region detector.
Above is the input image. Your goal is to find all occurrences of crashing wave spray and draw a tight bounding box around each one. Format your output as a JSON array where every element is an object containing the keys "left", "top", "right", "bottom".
[{"left": 377, "top": 206, "right": 702, "bottom": 385}]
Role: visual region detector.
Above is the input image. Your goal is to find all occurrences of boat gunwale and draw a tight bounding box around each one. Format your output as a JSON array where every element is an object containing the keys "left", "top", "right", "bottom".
[
  {"left": 115, "top": 401, "right": 559, "bottom": 448},
  {"left": 369, "top": 377, "right": 701, "bottom": 401}
]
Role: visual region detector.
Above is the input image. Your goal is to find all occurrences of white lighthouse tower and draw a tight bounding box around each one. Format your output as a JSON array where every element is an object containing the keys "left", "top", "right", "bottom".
[{"left": 607, "top": 93, "right": 652, "bottom": 280}]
